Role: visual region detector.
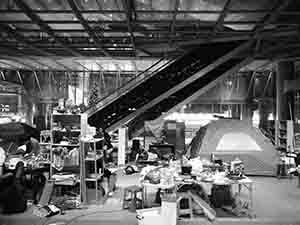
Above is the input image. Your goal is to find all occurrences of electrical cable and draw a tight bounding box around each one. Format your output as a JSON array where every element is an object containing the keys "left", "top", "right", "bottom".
[{"left": 45, "top": 209, "right": 125, "bottom": 225}]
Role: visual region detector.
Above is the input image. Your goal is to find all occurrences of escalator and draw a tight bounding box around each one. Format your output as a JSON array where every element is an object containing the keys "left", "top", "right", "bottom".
[{"left": 87, "top": 41, "right": 253, "bottom": 131}]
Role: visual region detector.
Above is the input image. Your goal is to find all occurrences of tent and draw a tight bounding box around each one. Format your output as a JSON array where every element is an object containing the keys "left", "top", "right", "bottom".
[{"left": 189, "top": 119, "right": 277, "bottom": 176}]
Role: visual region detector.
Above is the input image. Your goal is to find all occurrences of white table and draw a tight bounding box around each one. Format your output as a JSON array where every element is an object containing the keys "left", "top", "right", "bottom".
[{"left": 141, "top": 176, "right": 254, "bottom": 217}]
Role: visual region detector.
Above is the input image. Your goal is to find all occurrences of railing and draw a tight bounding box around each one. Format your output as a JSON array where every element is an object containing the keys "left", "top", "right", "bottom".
[{"left": 85, "top": 55, "right": 179, "bottom": 115}]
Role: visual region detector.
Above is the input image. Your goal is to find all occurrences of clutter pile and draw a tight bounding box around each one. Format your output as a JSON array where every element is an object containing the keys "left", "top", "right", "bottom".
[{"left": 139, "top": 155, "right": 254, "bottom": 222}]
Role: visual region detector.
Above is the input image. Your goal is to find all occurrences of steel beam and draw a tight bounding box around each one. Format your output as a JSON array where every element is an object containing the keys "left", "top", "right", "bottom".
[
  {"left": 0, "top": 46, "right": 59, "bottom": 70},
  {"left": 16, "top": 71, "right": 23, "bottom": 84},
  {"left": 0, "top": 60, "right": 18, "bottom": 70},
  {"left": 0, "top": 24, "right": 72, "bottom": 70},
  {"left": 67, "top": 0, "right": 110, "bottom": 57},
  {"left": 14, "top": 0, "right": 82, "bottom": 57},
  {"left": 0, "top": 71, "right": 6, "bottom": 80}
]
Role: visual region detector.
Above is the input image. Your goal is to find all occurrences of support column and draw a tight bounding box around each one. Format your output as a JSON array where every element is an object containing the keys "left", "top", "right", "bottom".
[
  {"left": 276, "top": 61, "right": 294, "bottom": 121},
  {"left": 118, "top": 126, "right": 128, "bottom": 166},
  {"left": 275, "top": 61, "right": 295, "bottom": 146}
]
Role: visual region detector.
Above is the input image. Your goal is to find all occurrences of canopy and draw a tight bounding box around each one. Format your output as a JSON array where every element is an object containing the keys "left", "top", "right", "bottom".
[{"left": 0, "top": 122, "right": 40, "bottom": 142}]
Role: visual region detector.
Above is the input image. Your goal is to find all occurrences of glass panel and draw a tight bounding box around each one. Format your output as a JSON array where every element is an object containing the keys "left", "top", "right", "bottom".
[
  {"left": 82, "top": 13, "right": 126, "bottom": 21},
  {"left": 38, "top": 13, "right": 75, "bottom": 21},
  {"left": 224, "top": 13, "right": 266, "bottom": 22},
  {"left": 178, "top": 0, "right": 227, "bottom": 11},
  {"left": 55, "top": 32, "right": 89, "bottom": 37},
  {"left": 78, "top": 0, "right": 124, "bottom": 10},
  {"left": 177, "top": 13, "right": 219, "bottom": 21},
  {"left": 229, "top": 0, "right": 274, "bottom": 10},
  {"left": 20, "top": 32, "right": 49, "bottom": 37},
  {"left": 102, "top": 32, "right": 130, "bottom": 37},
  {"left": 49, "top": 23, "right": 84, "bottom": 30},
  {"left": 22, "top": 0, "right": 70, "bottom": 10},
  {"left": 137, "top": 13, "right": 173, "bottom": 20},
  {"left": 14, "top": 23, "right": 41, "bottom": 29},
  {"left": 224, "top": 24, "right": 256, "bottom": 31},
  {"left": 0, "top": 13, "right": 30, "bottom": 21},
  {"left": 135, "top": 0, "right": 175, "bottom": 10}
]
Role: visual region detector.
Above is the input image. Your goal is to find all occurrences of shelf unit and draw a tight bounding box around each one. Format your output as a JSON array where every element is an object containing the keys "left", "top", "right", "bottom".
[
  {"left": 49, "top": 113, "right": 82, "bottom": 181},
  {"left": 80, "top": 138, "right": 105, "bottom": 204}
]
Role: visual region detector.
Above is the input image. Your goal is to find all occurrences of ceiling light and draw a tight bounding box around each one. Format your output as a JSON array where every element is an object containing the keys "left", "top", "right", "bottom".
[{"left": 84, "top": 0, "right": 88, "bottom": 2}]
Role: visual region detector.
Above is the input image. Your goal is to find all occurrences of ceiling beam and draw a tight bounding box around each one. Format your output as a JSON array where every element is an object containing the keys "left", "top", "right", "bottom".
[
  {"left": 14, "top": 0, "right": 82, "bottom": 57},
  {"left": 0, "top": 60, "right": 18, "bottom": 70},
  {"left": 67, "top": 0, "right": 110, "bottom": 57}
]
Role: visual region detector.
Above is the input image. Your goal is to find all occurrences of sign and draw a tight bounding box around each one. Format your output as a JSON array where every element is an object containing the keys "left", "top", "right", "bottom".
[{"left": 0, "top": 94, "right": 18, "bottom": 113}]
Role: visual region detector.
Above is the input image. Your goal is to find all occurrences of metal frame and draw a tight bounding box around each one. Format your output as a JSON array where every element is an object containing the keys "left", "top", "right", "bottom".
[{"left": 0, "top": 0, "right": 296, "bottom": 65}]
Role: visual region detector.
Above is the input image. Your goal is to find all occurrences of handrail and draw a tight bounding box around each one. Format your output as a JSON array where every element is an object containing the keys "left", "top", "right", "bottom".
[{"left": 85, "top": 55, "right": 179, "bottom": 115}]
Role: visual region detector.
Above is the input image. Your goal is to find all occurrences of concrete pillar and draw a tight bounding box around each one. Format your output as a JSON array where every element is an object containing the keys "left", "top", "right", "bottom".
[
  {"left": 276, "top": 61, "right": 294, "bottom": 121},
  {"left": 118, "top": 126, "right": 128, "bottom": 166},
  {"left": 275, "top": 61, "right": 295, "bottom": 145}
]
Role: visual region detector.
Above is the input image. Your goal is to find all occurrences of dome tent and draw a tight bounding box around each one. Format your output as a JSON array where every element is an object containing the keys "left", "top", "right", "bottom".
[{"left": 189, "top": 119, "right": 277, "bottom": 176}]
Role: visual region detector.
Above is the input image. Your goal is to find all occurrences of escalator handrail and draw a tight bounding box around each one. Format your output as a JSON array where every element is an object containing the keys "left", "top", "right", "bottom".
[{"left": 85, "top": 55, "right": 179, "bottom": 115}]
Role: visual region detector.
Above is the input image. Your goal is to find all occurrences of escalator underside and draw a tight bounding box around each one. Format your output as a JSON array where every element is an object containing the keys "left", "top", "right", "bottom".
[{"left": 88, "top": 41, "right": 252, "bottom": 130}]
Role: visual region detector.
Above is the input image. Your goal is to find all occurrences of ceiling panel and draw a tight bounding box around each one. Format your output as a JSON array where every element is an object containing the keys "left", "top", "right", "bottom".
[
  {"left": 22, "top": 0, "right": 70, "bottom": 10},
  {"left": 176, "top": 13, "right": 219, "bottom": 21},
  {"left": 82, "top": 13, "right": 126, "bottom": 21},
  {"left": 224, "top": 13, "right": 266, "bottom": 22},
  {"left": 49, "top": 23, "right": 84, "bottom": 30},
  {"left": 38, "top": 13, "right": 75, "bottom": 21},
  {"left": 178, "top": 0, "right": 227, "bottom": 11},
  {"left": 229, "top": 0, "right": 274, "bottom": 10},
  {"left": 0, "top": 13, "right": 30, "bottom": 21},
  {"left": 135, "top": 0, "right": 176, "bottom": 11},
  {"left": 137, "top": 12, "right": 173, "bottom": 20}
]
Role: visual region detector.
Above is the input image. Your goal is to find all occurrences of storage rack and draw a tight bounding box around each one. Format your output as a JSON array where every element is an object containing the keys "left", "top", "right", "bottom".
[
  {"left": 46, "top": 113, "right": 82, "bottom": 179},
  {"left": 80, "top": 138, "right": 105, "bottom": 204}
]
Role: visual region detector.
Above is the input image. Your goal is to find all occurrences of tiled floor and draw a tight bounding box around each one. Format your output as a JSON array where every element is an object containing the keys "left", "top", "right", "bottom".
[{"left": 1, "top": 171, "right": 300, "bottom": 225}]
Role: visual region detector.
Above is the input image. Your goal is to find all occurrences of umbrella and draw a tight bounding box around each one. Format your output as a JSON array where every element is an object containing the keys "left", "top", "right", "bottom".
[{"left": 0, "top": 122, "right": 40, "bottom": 142}]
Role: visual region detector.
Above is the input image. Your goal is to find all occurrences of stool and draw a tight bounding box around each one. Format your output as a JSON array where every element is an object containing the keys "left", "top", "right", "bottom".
[
  {"left": 123, "top": 185, "right": 143, "bottom": 212},
  {"left": 177, "top": 192, "right": 193, "bottom": 218}
]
